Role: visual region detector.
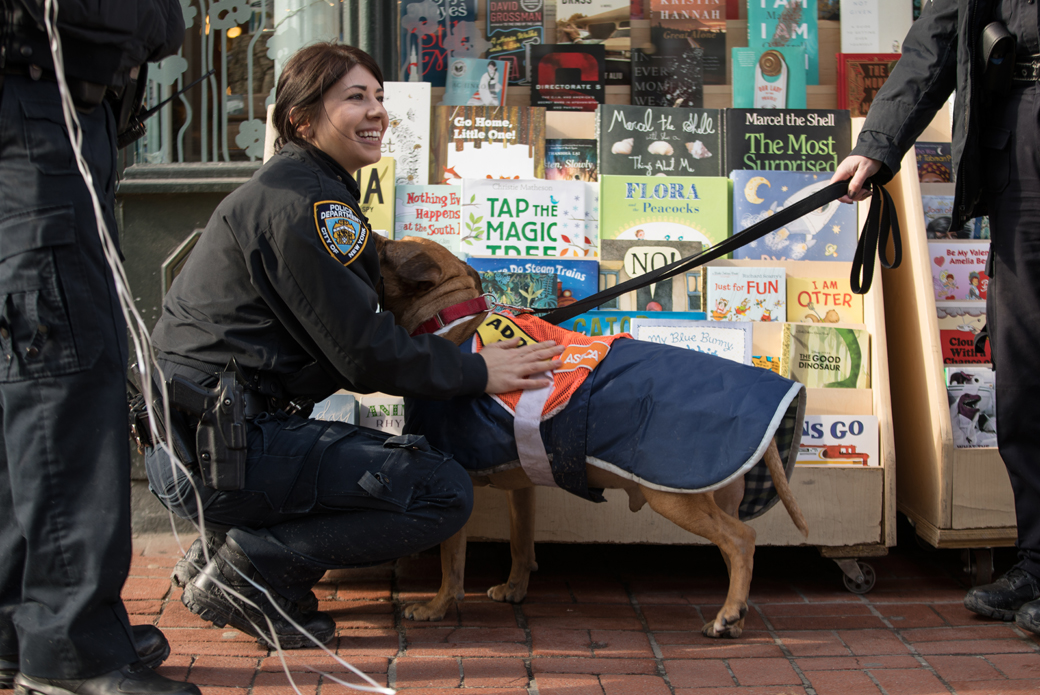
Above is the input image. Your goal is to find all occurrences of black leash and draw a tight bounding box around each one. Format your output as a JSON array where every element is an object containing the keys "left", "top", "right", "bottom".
[{"left": 539, "top": 179, "right": 902, "bottom": 326}]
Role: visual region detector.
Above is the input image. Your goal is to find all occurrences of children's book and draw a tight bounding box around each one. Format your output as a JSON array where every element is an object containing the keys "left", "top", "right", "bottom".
[
  {"left": 936, "top": 303, "right": 991, "bottom": 364},
  {"left": 600, "top": 239, "right": 704, "bottom": 312},
  {"left": 731, "top": 170, "right": 858, "bottom": 261},
  {"left": 787, "top": 275, "right": 864, "bottom": 324},
  {"left": 731, "top": 46, "right": 807, "bottom": 109},
  {"left": 753, "top": 355, "right": 781, "bottom": 373},
  {"left": 442, "top": 58, "right": 509, "bottom": 106},
  {"left": 597, "top": 105, "right": 723, "bottom": 178},
  {"left": 836, "top": 54, "right": 901, "bottom": 117},
  {"left": 545, "top": 139, "right": 598, "bottom": 181},
  {"left": 310, "top": 391, "right": 359, "bottom": 425},
  {"left": 354, "top": 158, "right": 395, "bottom": 238},
  {"left": 630, "top": 45, "right": 704, "bottom": 108},
  {"left": 630, "top": 318, "right": 754, "bottom": 364},
  {"left": 382, "top": 82, "right": 431, "bottom": 185},
  {"left": 529, "top": 44, "right": 605, "bottom": 111},
  {"left": 781, "top": 324, "right": 871, "bottom": 388},
  {"left": 558, "top": 309, "right": 708, "bottom": 336},
  {"left": 459, "top": 178, "right": 593, "bottom": 257},
  {"left": 399, "top": 0, "right": 482, "bottom": 86},
  {"left": 970, "top": 216, "right": 991, "bottom": 240},
  {"left": 705, "top": 266, "right": 787, "bottom": 322},
  {"left": 554, "top": 0, "right": 632, "bottom": 85},
  {"left": 724, "top": 108, "right": 851, "bottom": 173},
  {"left": 646, "top": 0, "right": 728, "bottom": 86},
  {"left": 394, "top": 185, "right": 463, "bottom": 257},
  {"left": 598, "top": 175, "right": 731, "bottom": 249},
  {"left": 467, "top": 255, "right": 598, "bottom": 305},
  {"left": 477, "top": 270, "right": 558, "bottom": 309},
  {"left": 798, "top": 415, "right": 879, "bottom": 466},
  {"left": 839, "top": 0, "right": 912, "bottom": 54},
  {"left": 358, "top": 394, "right": 406, "bottom": 435},
  {"left": 929, "top": 241, "right": 990, "bottom": 302},
  {"left": 915, "top": 142, "right": 953, "bottom": 183},
  {"left": 430, "top": 105, "right": 546, "bottom": 184},
  {"left": 486, "top": 0, "right": 543, "bottom": 85},
  {"left": 921, "top": 194, "right": 970, "bottom": 239},
  {"left": 747, "top": 0, "right": 819, "bottom": 85},
  {"left": 946, "top": 367, "right": 998, "bottom": 448}
]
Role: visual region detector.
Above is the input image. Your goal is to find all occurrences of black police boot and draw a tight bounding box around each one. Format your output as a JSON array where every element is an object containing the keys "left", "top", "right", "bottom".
[
  {"left": 132, "top": 626, "right": 170, "bottom": 671},
  {"left": 13, "top": 662, "right": 200, "bottom": 695},
  {"left": 1015, "top": 598, "right": 1040, "bottom": 635},
  {"left": 964, "top": 566, "right": 1040, "bottom": 620},
  {"left": 170, "top": 533, "right": 226, "bottom": 589},
  {"left": 180, "top": 537, "right": 334, "bottom": 649},
  {"left": 0, "top": 626, "right": 168, "bottom": 689},
  {"left": 1, "top": 655, "right": 16, "bottom": 690},
  {"left": 172, "top": 534, "right": 319, "bottom": 613}
]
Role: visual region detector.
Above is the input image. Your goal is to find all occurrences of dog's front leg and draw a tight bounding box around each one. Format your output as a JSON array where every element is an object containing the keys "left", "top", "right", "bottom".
[
  {"left": 487, "top": 486, "right": 538, "bottom": 604},
  {"left": 403, "top": 527, "right": 467, "bottom": 621}
]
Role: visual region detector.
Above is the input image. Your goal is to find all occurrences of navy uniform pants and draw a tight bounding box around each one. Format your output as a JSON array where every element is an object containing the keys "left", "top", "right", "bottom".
[
  {"left": 984, "top": 82, "right": 1040, "bottom": 578},
  {"left": 0, "top": 75, "right": 139, "bottom": 678},
  {"left": 146, "top": 409, "right": 473, "bottom": 602}
]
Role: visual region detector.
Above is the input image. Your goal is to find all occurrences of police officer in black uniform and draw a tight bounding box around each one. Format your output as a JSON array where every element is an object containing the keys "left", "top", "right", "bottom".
[
  {"left": 146, "top": 42, "right": 564, "bottom": 649},
  {"left": 832, "top": 0, "right": 1040, "bottom": 634},
  {"left": 0, "top": 1, "right": 201, "bottom": 694}
]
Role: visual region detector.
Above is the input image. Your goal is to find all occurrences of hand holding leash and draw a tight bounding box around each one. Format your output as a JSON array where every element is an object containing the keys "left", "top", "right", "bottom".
[
  {"left": 831, "top": 155, "right": 883, "bottom": 203},
  {"left": 482, "top": 339, "right": 564, "bottom": 394}
]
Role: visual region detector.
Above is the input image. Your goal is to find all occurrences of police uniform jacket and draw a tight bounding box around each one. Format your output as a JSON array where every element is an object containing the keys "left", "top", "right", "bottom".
[
  {"left": 1, "top": 0, "right": 184, "bottom": 88},
  {"left": 152, "top": 143, "right": 488, "bottom": 402},
  {"left": 851, "top": 0, "right": 1002, "bottom": 229}
]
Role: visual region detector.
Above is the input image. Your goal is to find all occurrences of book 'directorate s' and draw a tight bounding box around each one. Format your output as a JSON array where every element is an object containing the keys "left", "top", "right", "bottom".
[{"left": 780, "top": 324, "right": 871, "bottom": 389}]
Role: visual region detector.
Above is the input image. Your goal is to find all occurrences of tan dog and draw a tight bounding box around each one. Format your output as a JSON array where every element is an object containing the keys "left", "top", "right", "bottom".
[{"left": 375, "top": 236, "right": 808, "bottom": 638}]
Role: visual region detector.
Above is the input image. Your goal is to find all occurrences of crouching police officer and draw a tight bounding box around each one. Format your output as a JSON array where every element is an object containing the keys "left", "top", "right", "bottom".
[
  {"left": 145, "top": 42, "right": 564, "bottom": 648},
  {"left": 0, "top": 1, "right": 199, "bottom": 694}
]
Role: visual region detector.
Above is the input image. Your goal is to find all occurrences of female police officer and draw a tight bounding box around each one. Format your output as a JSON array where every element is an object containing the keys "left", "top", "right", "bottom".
[{"left": 145, "top": 43, "right": 564, "bottom": 649}]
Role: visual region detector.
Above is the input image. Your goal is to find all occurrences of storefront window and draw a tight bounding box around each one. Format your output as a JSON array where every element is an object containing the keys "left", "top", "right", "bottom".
[{"left": 129, "top": 0, "right": 350, "bottom": 164}]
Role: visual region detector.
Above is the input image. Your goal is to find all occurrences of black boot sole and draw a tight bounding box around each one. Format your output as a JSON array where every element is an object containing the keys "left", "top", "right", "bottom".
[
  {"left": 181, "top": 582, "right": 332, "bottom": 650},
  {"left": 174, "top": 554, "right": 318, "bottom": 614},
  {"left": 964, "top": 594, "right": 1018, "bottom": 621}
]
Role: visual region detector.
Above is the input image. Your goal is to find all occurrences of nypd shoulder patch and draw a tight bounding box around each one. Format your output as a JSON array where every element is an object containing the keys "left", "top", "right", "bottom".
[{"left": 314, "top": 200, "right": 369, "bottom": 266}]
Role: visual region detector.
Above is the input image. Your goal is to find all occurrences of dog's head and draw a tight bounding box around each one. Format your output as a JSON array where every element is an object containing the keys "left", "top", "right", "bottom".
[{"left": 375, "top": 235, "right": 484, "bottom": 339}]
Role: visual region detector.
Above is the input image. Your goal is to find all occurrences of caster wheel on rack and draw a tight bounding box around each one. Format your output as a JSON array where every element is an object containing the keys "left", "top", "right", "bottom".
[{"left": 842, "top": 561, "right": 876, "bottom": 594}]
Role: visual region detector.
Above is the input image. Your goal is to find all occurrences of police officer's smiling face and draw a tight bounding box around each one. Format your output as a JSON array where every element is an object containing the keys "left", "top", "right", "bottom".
[{"left": 301, "top": 65, "right": 388, "bottom": 174}]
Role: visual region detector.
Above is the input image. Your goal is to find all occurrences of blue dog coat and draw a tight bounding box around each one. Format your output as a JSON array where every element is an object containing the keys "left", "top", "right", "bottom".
[{"left": 406, "top": 312, "right": 806, "bottom": 521}]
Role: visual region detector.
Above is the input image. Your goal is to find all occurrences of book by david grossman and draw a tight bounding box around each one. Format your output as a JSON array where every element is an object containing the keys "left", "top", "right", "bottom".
[{"left": 781, "top": 324, "right": 871, "bottom": 388}]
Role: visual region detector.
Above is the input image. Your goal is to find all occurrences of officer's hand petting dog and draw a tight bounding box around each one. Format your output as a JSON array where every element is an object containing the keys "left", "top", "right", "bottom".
[{"left": 481, "top": 338, "right": 565, "bottom": 393}]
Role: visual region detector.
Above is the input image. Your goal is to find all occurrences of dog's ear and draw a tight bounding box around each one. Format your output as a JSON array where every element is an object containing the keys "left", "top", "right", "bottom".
[
  {"left": 466, "top": 264, "right": 483, "bottom": 293},
  {"left": 397, "top": 250, "right": 444, "bottom": 294}
]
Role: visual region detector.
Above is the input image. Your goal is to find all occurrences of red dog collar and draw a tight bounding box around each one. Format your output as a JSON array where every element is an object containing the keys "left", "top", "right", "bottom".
[{"left": 410, "top": 295, "right": 493, "bottom": 337}]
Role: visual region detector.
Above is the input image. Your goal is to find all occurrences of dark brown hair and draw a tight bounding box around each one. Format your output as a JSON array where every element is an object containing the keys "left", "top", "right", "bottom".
[{"left": 272, "top": 43, "right": 385, "bottom": 151}]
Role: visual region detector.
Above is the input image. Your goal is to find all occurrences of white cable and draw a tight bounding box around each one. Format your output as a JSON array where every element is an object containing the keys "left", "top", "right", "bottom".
[{"left": 39, "top": 4, "right": 392, "bottom": 692}]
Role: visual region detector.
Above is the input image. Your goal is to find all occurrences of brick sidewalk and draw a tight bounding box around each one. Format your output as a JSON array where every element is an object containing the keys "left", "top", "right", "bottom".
[{"left": 129, "top": 532, "right": 1040, "bottom": 695}]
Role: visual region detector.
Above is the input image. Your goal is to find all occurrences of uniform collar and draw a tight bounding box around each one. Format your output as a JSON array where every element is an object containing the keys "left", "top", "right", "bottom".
[{"left": 279, "top": 143, "right": 361, "bottom": 200}]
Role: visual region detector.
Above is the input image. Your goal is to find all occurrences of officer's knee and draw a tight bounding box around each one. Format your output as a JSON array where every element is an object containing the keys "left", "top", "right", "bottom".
[{"left": 421, "top": 459, "right": 474, "bottom": 536}]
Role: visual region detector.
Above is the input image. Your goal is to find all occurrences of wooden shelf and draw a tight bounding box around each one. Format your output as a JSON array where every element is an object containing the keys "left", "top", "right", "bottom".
[{"left": 881, "top": 111, "right": 1015, "bottom": 547}]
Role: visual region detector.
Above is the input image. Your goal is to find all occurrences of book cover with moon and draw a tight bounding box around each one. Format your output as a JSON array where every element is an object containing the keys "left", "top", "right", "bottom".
[
  {"left": 599, "top": 175, "right": 731, "bottom": 250},
  {"left": 730, "top": 170, "right": 858, "bottom": 261}
]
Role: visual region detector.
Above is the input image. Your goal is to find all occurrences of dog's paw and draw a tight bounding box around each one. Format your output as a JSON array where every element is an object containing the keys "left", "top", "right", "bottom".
[
  {"left": 403, "top": 601, "right": 450, "bottom": 622},
  {"left": 487, "top": 582, "right": 527, "bottom": 604},
  {"left": 702, "top": 605, "right": 747, "bottom": 639}
]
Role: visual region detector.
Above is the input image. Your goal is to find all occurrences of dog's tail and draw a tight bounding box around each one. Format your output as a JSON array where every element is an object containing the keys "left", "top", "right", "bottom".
[{"left": 764, "top": 439, "right": 809, "bottom": 537}]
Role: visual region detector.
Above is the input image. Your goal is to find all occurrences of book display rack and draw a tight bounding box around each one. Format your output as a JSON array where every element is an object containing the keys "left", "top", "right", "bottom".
[{"left": 879, "top": 111, "right": 1013, "bottom": 584}]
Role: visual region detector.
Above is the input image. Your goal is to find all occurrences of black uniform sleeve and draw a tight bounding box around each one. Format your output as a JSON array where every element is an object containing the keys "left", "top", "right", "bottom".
[
  {"left": 850, "top": 0, "right": 959, "bottom": 181},
  {"left": 244, "top": 198, "right": 488, "bottom": 401}
]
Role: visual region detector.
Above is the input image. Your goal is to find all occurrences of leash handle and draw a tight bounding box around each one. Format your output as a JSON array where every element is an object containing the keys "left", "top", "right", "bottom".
[{"left": 540, "top": 178, "right": 900, "bottom": 326}]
